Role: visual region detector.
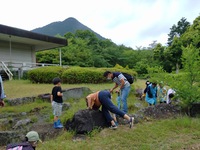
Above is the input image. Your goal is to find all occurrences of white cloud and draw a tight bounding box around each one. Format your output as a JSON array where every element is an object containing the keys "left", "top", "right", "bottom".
[{"left": 0, "top": 0, "right": 199, "bottom": 49}]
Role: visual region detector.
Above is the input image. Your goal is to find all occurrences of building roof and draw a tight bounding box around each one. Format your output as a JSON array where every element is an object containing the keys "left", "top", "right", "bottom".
[{"left": 0, "top": 24, "right": 68, "bottom": 51}]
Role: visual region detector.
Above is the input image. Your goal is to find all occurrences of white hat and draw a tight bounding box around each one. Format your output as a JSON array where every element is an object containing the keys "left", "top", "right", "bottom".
[{"left": 26, "top": 131, "right": 42, "bottom": 142}]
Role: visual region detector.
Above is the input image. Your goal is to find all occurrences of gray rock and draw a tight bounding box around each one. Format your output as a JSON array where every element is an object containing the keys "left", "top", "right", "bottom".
[
  {"left": 12, "top": 119, "right": 32, "bottom": 130},
  {"left": 7, "top": 97, "right": 36, "bottom": 106}
]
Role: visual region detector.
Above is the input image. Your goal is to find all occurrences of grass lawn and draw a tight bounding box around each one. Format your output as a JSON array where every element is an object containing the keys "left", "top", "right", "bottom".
[{"left": 1, "top": 79, "right": 200, "bottom": 150}]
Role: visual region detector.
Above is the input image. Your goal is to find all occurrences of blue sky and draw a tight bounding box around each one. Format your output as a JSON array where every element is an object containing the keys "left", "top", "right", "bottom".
[{"left": 1, "top": 0, "right": 199, "bottom": 49}]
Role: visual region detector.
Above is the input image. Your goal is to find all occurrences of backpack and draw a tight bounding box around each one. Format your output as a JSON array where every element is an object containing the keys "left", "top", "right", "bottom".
[
  {"left": 6, "top": 142, "right": 34, "bottom": 150},
  {"left": 122, "top": 72, "right": 134, "bottom": 84}
]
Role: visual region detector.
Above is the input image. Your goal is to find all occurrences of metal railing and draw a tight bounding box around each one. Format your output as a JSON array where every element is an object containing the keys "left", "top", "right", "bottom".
[
  {"left": 0, "top": 61, "right": 60, "bottom": 80},
  {"left": 1, "top": 61, "right": 59, "bottom": 70},
  {"left": 0, "top": 61, "right": 13, "bottom": 80}
]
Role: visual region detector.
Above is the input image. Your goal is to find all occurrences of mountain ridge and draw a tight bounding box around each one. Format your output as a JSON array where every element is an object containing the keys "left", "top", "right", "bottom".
[{"left": 31, "top": 17, "right": 105, "bottom": 40}]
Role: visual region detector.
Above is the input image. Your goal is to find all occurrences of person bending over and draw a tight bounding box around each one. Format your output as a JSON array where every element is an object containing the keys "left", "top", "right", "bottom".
[{"left": 86, "top": 90, "right": 134, "bottom": 129}]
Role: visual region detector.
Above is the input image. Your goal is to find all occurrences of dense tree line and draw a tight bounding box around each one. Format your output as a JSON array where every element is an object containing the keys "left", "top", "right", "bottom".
[{"left": 36, "top": 15, "right": 200, "bottom": 75}]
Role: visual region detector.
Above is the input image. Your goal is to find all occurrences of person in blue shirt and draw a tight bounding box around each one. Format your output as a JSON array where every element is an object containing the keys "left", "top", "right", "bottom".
[{"left": 145, "top": 81, "right": 157, "bottom": 106}]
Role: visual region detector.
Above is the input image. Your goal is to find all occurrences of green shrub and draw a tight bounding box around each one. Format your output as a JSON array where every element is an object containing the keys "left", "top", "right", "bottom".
[
  {"left": 27, "top": 66, "right": 138, "bottom": 84},
  {"left": 62, "top": 67, "right": 106, "bottom": 84},
  {"left": 27, "top": 66, "right": 64, "bottom": 83}
]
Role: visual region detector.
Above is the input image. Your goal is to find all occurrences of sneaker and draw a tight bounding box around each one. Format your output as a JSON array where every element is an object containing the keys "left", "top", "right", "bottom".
[
  {"left": 54, "top": 121, "right": 63, "bottom": 129},
  {"left": 115, "top": 122, "right": 119, "bottom": 126},
  {"left": 109, "top": 125, "right": 118, "bottom": 130},
  {"left": 129, "top": 117, "right": 134, "bottom": 128}
]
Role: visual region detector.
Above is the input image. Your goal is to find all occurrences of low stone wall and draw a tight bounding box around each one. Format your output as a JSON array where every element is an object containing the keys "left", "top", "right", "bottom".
[
  {"left": 7, "top": 87, "right": 91, "bottom": 105},
  {"left": 62, "top": 87, "right": 91, "bottom": 101},
  {"left": 7, "top": 97, "right": 36, "bottom": 106},
  {"left": 38, "top": 87, "right": 91, "bottom": 102}
]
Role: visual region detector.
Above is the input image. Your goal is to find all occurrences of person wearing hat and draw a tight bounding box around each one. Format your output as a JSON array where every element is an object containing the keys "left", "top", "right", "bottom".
[
  {"left": 6, "top": 131, "right": 42, "bottom": 150},
  {"left": 51, "top": 77, "right": 64, "bottom": 128}
]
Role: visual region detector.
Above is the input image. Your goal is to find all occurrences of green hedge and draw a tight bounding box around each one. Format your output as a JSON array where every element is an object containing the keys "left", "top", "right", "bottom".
[
  {"left": 27, "top": 66, "right": 137, "bottom": 84},
  {"left": 27, "top": 66, "right": 64, "bottom": 83},
  {"left": 62, "top": 67, "right": 106, "bottom": 84}
]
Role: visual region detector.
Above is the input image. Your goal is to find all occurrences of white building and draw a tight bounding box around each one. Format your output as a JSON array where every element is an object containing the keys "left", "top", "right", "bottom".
[{"left": 0, "top": 24, "right": 68, "bottom": 80}]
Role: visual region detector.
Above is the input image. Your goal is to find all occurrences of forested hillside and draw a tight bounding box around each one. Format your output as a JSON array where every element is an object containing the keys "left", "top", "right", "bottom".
[{"left": 36, "top": 15, "right": 200, "bottom": 75}]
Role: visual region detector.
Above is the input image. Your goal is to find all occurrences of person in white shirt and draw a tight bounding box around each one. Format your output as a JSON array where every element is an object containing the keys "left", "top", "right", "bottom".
[{"left": 166, "top": 89, "right": 176, "bottom": 104}]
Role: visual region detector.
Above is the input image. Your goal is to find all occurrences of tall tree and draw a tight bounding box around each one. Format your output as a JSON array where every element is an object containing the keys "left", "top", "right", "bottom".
[
  {"left": 166, "top": 37, "right": 183, "bottom": 73},
  {"left": 181, "top": 15, "right": 200, "bottom": 48},
  {"left": 153, "top": 43, "right": 165, "bottom": 63},
  {"left": 167, "top": 17, "right": 190, "bottom": 46}
]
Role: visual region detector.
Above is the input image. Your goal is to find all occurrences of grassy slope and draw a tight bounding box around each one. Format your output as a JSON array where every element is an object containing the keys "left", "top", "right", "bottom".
[{"left": 1, "top": 79, "right": 200, "bottom": 150}]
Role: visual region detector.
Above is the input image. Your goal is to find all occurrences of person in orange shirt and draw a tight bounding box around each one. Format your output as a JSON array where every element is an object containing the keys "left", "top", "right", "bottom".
[{"left": 86, "top": 90, "right": 134, "bottom": 129}]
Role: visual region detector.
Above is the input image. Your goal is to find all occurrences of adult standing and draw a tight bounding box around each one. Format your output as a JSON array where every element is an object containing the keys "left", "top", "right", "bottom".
[
  {"left": 103, "top": 71, "right": 131, "bottom": 113},
  {"left": 0, "top": 75, "right": 6, "bottom": 107}
]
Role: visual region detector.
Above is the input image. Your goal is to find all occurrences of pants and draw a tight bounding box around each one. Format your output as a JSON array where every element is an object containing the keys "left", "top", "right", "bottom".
[
  {"left": 98, "top": 90, "right": 126, "bottom": 123},
  {"left": 121, "top": 86, "right": 131, "bottom": 113},
  {"left": 52, "top": 101, "right": 63, "bottom": 117}
]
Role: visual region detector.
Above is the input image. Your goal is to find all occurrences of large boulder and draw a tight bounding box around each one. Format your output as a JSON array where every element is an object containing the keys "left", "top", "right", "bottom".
[{"left": 65, "top": 109, "right": 109, "bottom": 134}]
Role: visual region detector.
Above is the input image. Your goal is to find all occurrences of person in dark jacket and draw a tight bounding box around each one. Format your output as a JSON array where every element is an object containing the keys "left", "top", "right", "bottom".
[
  {"left": 141, "top": 80, "right": 151, "bottom": 100},
  {"left": 6, "top": 131, "right": 42, "bottom": 150}
]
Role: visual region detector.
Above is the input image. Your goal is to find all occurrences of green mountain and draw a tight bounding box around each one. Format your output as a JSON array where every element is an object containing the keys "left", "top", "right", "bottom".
[{"left": 31, "top": 17, "right": 105, "bottom": 40}]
